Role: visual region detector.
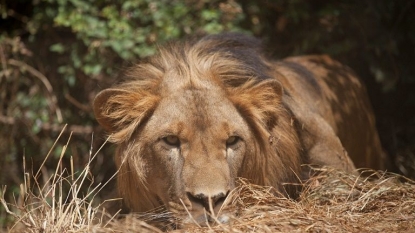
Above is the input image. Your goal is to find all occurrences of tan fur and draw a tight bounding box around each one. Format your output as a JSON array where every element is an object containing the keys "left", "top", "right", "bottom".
[{"left": 93, "top": 34, "right": 386, "bottom": 225}]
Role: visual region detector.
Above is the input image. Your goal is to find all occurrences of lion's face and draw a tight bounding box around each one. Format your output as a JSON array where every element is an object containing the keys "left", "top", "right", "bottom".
[
  {"left": 94, "top": 71, "right": 287, "bottom": 224},
  {"left": 137, "top": 86, "right": 253, "bottom": 223}
]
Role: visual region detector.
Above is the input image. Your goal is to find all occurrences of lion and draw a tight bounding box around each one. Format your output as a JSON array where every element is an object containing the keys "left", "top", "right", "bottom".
[{"left": 93, "top": 33, "right": 386, "bottom": 226}]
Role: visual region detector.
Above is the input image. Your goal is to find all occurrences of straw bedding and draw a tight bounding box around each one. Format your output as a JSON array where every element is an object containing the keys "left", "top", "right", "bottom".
[{"left": 2, "top": 165, "right": 414, "bottom": 232}]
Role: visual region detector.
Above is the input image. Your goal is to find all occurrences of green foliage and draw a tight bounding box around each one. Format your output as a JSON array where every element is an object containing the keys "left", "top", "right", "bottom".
[{"left": 43, "top": 0, "right": 245, "bottom": 83}]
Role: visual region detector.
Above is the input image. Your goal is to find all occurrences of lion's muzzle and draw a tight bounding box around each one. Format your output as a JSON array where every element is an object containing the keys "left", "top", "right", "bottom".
[
  {"left": 180, "top": 190, "right": 231, "bottom": 226},
  {"left": 187, "top": 190, "right": 228, "bottom": 212}
]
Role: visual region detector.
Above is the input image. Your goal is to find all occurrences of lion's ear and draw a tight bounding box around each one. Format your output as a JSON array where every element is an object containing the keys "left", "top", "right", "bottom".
[
  {"left": 93, "top": 89, "right": 124, "bottom": 132},
  {"left": 93, "top": 88, "right": 160, "bottom": 143},
  {"left": 228, "top": 79, "right": 283, "bottom": 130}
]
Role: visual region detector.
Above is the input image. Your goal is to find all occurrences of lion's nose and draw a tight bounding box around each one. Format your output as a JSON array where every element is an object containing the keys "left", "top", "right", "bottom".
[{"left": 186, "top": 191, "right": 228, "bottom": 211}]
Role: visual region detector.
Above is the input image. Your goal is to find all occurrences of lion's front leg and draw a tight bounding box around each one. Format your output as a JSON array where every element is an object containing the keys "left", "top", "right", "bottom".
[{"left": 285, "top": 97, "right": 356, "bottom": 172}]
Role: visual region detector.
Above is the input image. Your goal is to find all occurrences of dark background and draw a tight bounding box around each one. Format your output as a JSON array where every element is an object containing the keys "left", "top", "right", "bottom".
[{"left": 1, "top": 0, "right": 414, "bottom": 227}]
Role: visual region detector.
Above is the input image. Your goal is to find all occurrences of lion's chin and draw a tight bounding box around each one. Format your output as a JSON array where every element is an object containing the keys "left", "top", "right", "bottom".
[
  {"left": 180, "top": 211, "right": 232, "bottom": 228},
  {"left": 167, "top": 198, "right": 233, "bottom": 228}
]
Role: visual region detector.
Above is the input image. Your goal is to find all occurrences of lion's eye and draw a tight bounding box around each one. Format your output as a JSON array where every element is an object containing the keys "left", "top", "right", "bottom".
[
  {"left": 163, "top": 135, "right": 180, "bottom": 146},
  {"left": 226, "top": 136, "right": 240, "bottom": 147}
]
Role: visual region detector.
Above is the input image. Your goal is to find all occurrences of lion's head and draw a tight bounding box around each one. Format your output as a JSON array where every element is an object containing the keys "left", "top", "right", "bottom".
[{"left": 93, "top": 34, "right": 304, "bottom": 224}]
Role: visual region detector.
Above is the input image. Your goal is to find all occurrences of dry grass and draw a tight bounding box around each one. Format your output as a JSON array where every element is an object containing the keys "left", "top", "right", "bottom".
[
  {"left": 0, "top": 127, "right": 121, "bottom": 233},
  {"left": 1, "top": 130, "right": 415, "bottom": 232},
  {"left": 196, "top": 168, "right": 415, "bottom": 232}
]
